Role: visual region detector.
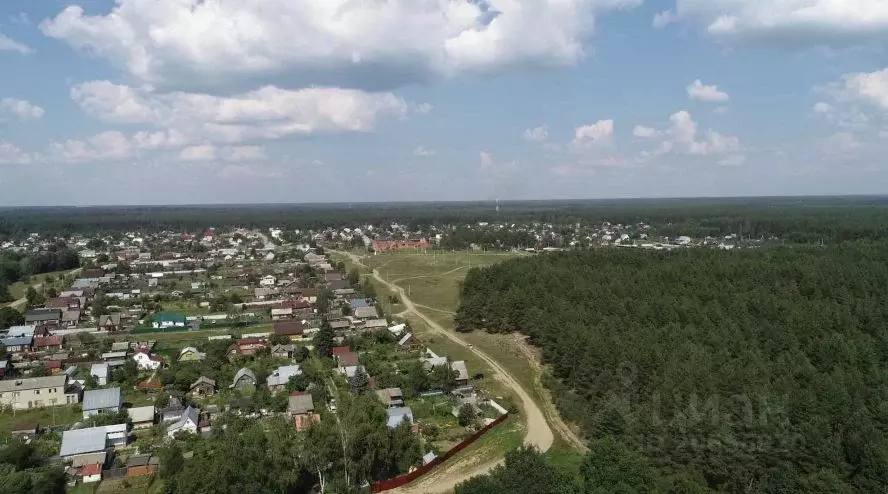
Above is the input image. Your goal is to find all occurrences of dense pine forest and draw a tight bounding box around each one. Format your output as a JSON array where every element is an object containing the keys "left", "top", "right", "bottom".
[{"left": 455, "top": 244, "right": 888, "bottom": 492}]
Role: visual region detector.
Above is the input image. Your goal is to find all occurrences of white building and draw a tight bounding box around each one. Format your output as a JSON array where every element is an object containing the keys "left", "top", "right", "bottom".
[
  {"left": 90, "top": 363, "right": 109, "bottom": 386},
  {"left": 167, "top": 406, "right": 199, "bottom": 438},
  {"left": 0, "top": 375, "right": 79, "bottom": 410},
  {"left": 132, "top": 351, "right": 163, "bottom": 371}
]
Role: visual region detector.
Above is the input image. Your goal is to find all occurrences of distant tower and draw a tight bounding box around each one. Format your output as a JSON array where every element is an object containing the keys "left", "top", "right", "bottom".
[{"left": 495, "top": 198, "right": 500, "bottom": 215}]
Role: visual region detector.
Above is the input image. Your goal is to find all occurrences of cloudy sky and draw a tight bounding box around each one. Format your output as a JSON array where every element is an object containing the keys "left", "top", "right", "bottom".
[{"left": 0, "top": 0, "right": 887, "bottom": 205}]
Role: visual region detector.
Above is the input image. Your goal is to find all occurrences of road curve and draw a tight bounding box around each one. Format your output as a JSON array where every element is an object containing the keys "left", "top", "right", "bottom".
[{"left": 334, "top": 251, "right": 554, "bottom": 493}]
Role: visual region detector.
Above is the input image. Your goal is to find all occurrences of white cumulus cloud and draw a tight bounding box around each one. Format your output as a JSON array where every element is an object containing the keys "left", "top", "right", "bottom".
[
  {"left": 41, "top": 0, "right": 642, "bottom": 90},
  {"left": 839, "top": 68, "right": 888, "bottom": 110},
  {"left": 632, "top": 125, "right": 659, "bottom": 138},
  {"left": 49, "top": 131, "right": 134, "bottom": 162},
  {"left": 662, "top": 1, "right": 888, "bottom": 43},
  {"left": 70, "top": 81, "right": 409, "bottom": 146},
  {"left": 179, "top": 144, "right": 216, "bottom": 162},
  {"left": 573, "top": 120, "right": 614, "bottom": 145},
  {"left": 687, "top": 79, "right": 730, "bottom": 103},
  {"left": 0, "top": 98, "right": 44, "bottom": 119},
  {"left": 637, "top": 110, "right": 742, "bottom": 163},
  {"left": 0, "top": 32, "right": 31, "bottom": 54},
  {"left": 523, "top": 125, "right": 549, "bottom": 142},
  {"left": 0, "top": 142, "right": 36, "bottom": 165}
]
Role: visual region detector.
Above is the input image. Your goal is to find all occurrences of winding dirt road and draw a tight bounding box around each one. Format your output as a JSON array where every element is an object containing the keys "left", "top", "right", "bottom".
[{"left": 335, "top": 251, "right": 553, "bottom": 493}]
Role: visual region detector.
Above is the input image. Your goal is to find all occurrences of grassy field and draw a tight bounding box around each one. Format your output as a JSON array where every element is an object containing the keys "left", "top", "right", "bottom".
[
  {"left": 362, "top": 252, "right": 519, "bottom": 312},
  {"left": 5, "top": 268, "right": 80, "bottom": 301},
  {"left": 159, "top": 300, "right": 212, "bottom": 317},
  {"left": 0, "top": 404, "right": 82, "bottom": 431}
]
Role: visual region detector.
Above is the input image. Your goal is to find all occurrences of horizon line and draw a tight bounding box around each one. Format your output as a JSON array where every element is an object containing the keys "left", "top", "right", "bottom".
[{"left": 2, "top": 193, "right": 888, "bottom": 210}]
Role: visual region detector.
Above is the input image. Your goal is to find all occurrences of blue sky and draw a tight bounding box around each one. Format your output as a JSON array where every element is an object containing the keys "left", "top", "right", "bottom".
[{"left": 0, "top": 0, "right": 887, "bottom": 206}]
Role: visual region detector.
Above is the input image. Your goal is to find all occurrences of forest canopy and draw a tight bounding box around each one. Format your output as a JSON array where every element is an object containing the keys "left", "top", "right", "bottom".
[
  {"left": 455, "top": 245, "right": 888, "bottom": 492},
  {"left": 4, "top": 197, "right": 888, "bottom": 243}
]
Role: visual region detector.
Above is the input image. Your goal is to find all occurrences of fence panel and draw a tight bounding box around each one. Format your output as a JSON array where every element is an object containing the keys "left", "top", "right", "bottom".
[{"left": 370, "top": 413, "right": 510, "bottom": 493}]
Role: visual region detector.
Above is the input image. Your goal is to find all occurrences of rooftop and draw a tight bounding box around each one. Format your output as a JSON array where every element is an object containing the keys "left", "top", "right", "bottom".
[
  {"left": 288, "top": 392, "right": 314, "bottom": 415},
  {"left": 0, "top": 375, "right": 67, "bottom": 393},
  {"left": 127, "top": 406, "right": 155, "bottom": 423},
  {"left": 386, "top": 407, "right": 414, "bottom": 428},
  {"left": 82, "top": 387, "right": 123, "bottom": 411},
  {"left": 267, "top": 365, "right": 302, "bottom": 387},
  {"left": 59, "top": 423, "right": 127, "bottom": 457}
]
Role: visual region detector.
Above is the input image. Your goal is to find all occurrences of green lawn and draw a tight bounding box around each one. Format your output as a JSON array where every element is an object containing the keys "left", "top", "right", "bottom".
[
  {"left": 0, "top": 404, "right": 82, "bottom": 431},
  {"left": 159, "top": 300, "right": 212, "bottom": 317},
  {"left": 6, "top": 268, "right": 79, "bottom": 301},
  {"left": 363, "top": 251, "right": 519, "bottom": 313}
]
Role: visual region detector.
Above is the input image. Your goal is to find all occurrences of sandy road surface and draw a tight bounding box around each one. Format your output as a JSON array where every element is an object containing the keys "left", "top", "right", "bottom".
[{"left": 335, "top": 251, "right": 553, "bottom": 493}]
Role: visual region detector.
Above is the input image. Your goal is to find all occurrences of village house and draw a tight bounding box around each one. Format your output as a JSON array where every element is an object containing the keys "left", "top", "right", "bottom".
[
  {"left": 82, "top": 388, "right": 123, "bottom": 418},
  {"left": 386, "top": 407, "right": 415, "bottom": 428},
  {"left": 0, "top": 375, "right": 79, "bottom": 410},
  {"left": 59, "top": 423, "right": 128, "bottom": 467},
  {"left": 45, "top": 297, "right": 80, "bottom": 310},
  {"left": 279, "top": 299, "right": 311, "bottom": 310},
  {"left": 270, "top": 307, "right": 293, "bottom": 320},
  {"left": 101, "top": 351, "right": 128, "bottom": 364},
  {"left": 259, "top": 275, "right": 276, "bottom": 287},
  {"left": 376, "top": 387, "right": 405, "bottom": 408},
  {"left": 227, "top": 337, "right": 267, "bottom": 359},
  {"left": 330, "top": 319, "right": 351, "bottom": 331},
  {"left": 90, "top": 363, "right": 109, "bottom": 386},
  {"left": 178, "top": 346, "right": 206, "bottom": 362},
  {"left": 274, "top": 320, "right": 308, "bottom": 341},
  {"left": 167, "top": 406, "right": 199, "bottom": 438},
  {"left": 151, "top": 312, "right": 186, "bottom": 329},
  {"left": 25, "top": 309, "right": 62, "bottom": 326},
  {"left": 288, "top": 392, "right": 320, "bottom": 431},
  {"left": 127, "top": 406, "right": 155, "bottom": 429},
  {"left": 160, "top": 396, "right": 186, "bottom": 423},
  {"left": 43, "top": 360, "right": 63, "bottom": 375},
  {"left": 230, "top": 368, "right": 257, "bottom": 390},
  {"left": 451, "top": 361, "right": 470, "bottom": 387},
  {"left": 190, "top": 376, "right": 216, "bottom": 397},
  {"left": 362, "top": 319, "right": 388, "bottom": 331},
  {"left": 78, "top": 463, "right": 103, "bottom": 484},
  {"left": 333, "top": 347, "right": 359, "bottom": 369},
  {"left": 266, "top": 365, "right": 302, "bottom": 393},
  {"left": 1, "top": 335, "right": 33, "bottom": 354},
  {"left": 132, "top": 350, "right": 163, "bottom": 371},
  {"left": 353, "top": 306, "right": 378, "bottom": 320},
  {"left": 97, "top": 314, "right": 122, "bottom": 332},
  {"left": 126, "top": 454, "right": 159, "bottom": 477},
  {"left": 33, "top": 335, "right": 64, "bottom": 352},
  {"left": 61, "top": 310, "right": 81, "bottom": 328},
  {"left": 271, "top": 343, "right": 296, "bottom": 359},
  {"left": 254, "top": 287, "right": 279, "bottom": 300}
]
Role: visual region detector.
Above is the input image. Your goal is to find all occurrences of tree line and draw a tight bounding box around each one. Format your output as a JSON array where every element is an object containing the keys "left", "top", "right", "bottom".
[
  {"left": 455, "top": 244, "right": 888, "bottom": 492},
  {"left": 0, "top": 246, "right": 80, "bottom": 303},
  {"left": 5, "top": 198, "right": 888, "bottom": 242}
]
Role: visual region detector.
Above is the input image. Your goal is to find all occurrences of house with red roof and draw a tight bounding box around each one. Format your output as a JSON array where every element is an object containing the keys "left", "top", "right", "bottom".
[
  {"left": 79, "top": 463, "right": 102, "bottom": 483},
  {"left": 227, "top": 337, "right": 267, "bottom": 360}
]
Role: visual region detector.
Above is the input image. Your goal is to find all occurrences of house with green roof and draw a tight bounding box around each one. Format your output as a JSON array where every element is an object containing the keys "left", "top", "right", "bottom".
[{"left": 152, "top": 312, "right": 187, "bottom": 329}]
